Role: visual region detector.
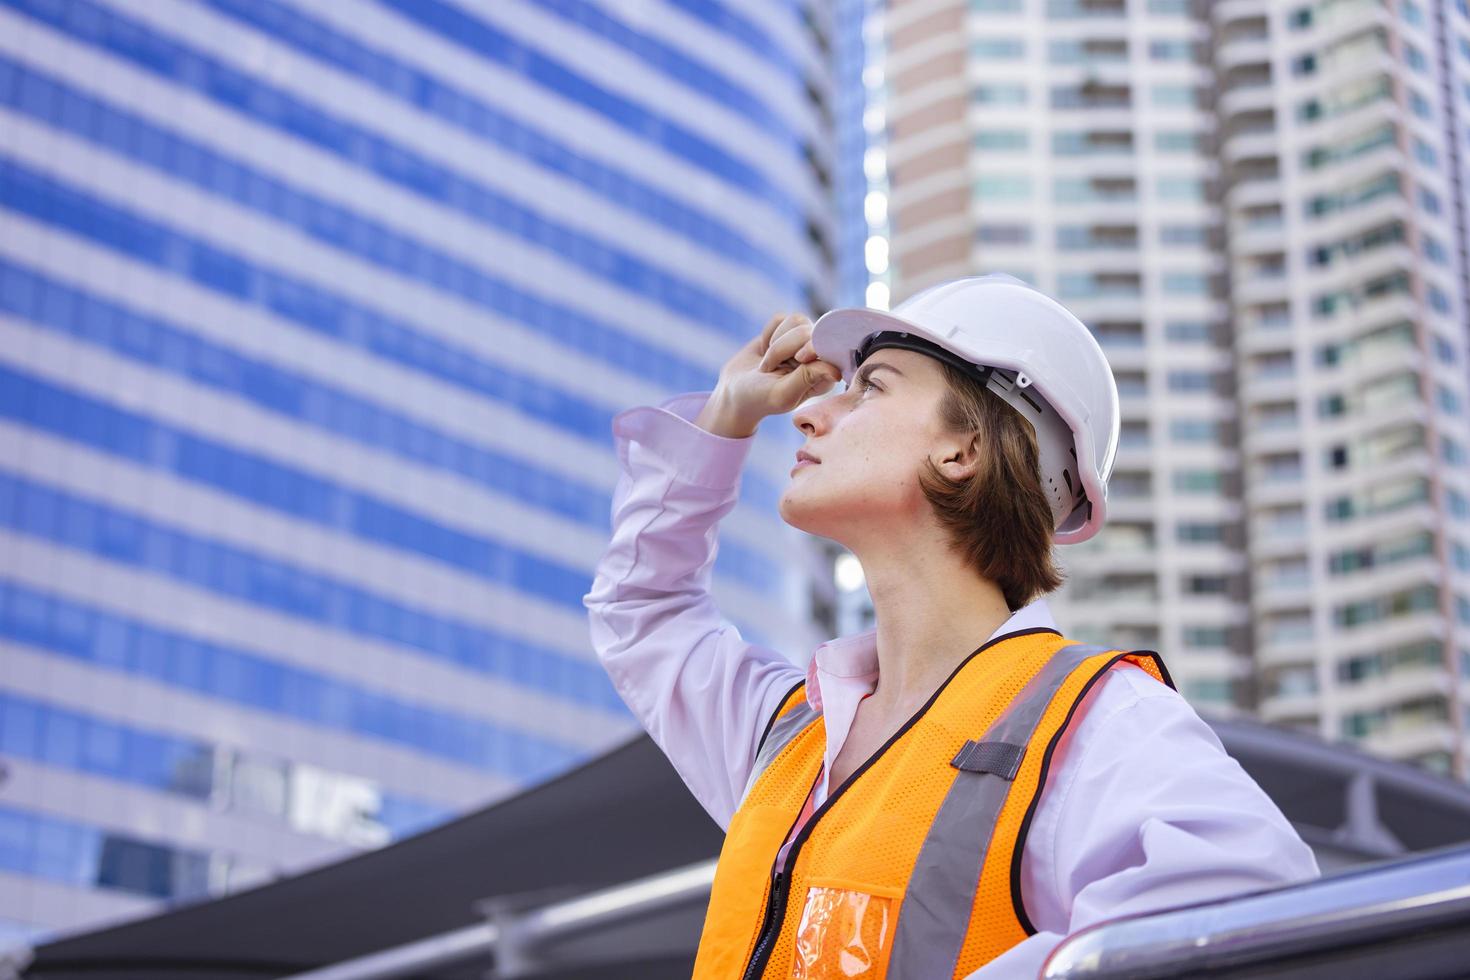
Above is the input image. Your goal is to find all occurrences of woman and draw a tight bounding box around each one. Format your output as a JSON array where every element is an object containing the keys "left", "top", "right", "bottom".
[{"left": 584, "top": 275, "right": 1317, "bottom": 978}]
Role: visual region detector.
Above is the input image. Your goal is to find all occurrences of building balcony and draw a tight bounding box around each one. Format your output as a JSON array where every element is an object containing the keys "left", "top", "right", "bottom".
[
  {"left": 1246, "top": 470, "right": 1309, "bottom": 510},
  {"left": 1254, "top": 574, "right": 1314, "bottom": 612},
  {"left": 1359, "top": 720, "right": 1456, "bottom": 764},
  {"left": 1317, "top": 506, "right": 1437, "bottom": 565},
  {"left": 1225, "top": 176, "right": 1284, "bottom": 212},
  {"left": 1254, "top": 628, "right": 1318, "bottom": 669},
  {"left": 1230, "top": 278, "right": 1290, "bottom": 314},
  {"left": 1220, "top": 129, "right": 1280, "bottom": 168},
  {"left": 1335, "top": 665, "right": 1451, "bottom": 717},
  {"left": 1331, "top": 609, "right": 1445, "bottom": 663},
  {"left": 1259, "top": 689, "right": 1324, "bottom": 726},
  {"left": 1216, "top": 35, "right": 1271, "bottom": 73},
  {"left": 1244, "top": 419, "right": 1306, "bottom": 455},
  {"left": 1236, "top": 323, "right": 1294, "bottom": 360},
  {"left": 1228, "top": 223, "right": 1286, "bottom": 261},
  {"left": 1210, "top": 0, "right": 1268, "bottom": 30},
  {"left": 1217, "top": 82, "right": 1275, "bottom": 120}
]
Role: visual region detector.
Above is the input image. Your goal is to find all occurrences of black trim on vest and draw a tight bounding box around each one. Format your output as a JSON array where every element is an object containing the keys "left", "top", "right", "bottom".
[
  {"left": 738, "top": 626, "right": 1061, "bottom": 980},
  {"left": 755, "top": 679, "right": 809, "bottom": 760},
  {"left": 1007, "top": 649, "right": 1174, "bottom": 935}
]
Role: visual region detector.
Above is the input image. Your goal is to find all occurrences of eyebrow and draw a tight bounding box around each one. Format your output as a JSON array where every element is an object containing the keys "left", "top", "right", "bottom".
[{"left": 856, "top": 361, "right": 904, "bottom": 384}]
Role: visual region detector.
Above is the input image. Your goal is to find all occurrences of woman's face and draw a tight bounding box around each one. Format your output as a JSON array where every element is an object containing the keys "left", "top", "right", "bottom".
[{"left": 779, "top": 347, "right": 954, "bottom": 543}]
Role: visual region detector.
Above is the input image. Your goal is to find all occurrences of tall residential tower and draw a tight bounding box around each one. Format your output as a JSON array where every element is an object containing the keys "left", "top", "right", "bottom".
[{"left": 866, "top": 0, "right": 1470, "bottom": 777}]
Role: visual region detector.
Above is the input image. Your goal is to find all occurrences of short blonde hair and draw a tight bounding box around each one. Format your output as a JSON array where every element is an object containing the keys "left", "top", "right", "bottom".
[{"left": 918, "top": 359, "right": 1066, "bottom": 611}]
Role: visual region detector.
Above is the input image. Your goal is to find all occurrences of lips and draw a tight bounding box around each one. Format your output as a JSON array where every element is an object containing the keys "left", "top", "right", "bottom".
[{"left": 796, "top": 450, "right": 820, "bottom": 465}]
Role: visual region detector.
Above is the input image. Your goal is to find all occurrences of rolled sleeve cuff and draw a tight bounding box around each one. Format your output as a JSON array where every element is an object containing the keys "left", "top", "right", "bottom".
[{"left": 612, "top": 391, "right": 756, "bottom": 490}]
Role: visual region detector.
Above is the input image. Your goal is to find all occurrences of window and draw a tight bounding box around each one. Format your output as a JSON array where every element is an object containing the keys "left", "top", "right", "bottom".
[
  {"left": 972, "top": 0, "right": 1023, "bottom": 9},
  {"left": 973, "top": 38, "right": 1025, "bottom": 59},
  {"left": 1154, "top": 130, "right": 1202, "bottom": 153},
  {"left": 1424, "top": 235, "right": 1449, "bottom": 265},
  {"left": 1170, "top": 419, "right": 1220, "bottom": 443},
  {"left": 1166, "top": 320, "right": 1212, "bottom": 342},
  {"left": 1157, "top": 176, "right": 1205, "bottom": 200},
  {"left": 1413, "top": 138, "right": 1438, "bottom": 168},
  {"left": 1437, "top": 384, "right": 1462, "bottom": 415},
  {"left": 1162, "top": 272, "right": 1210, "bottom": 295},
  {"left": 1185, "top": 574, "right": 1230, "bottom": 595},
  {"left": 1419, "top": 184, "right": 1442, "bottom": 214},
  {"left": 1052, "top": 130, "right": 1134, "bottom": 155},
  {"left": 1160, "top": 225, "right": 1207, "bottom": 245},
  {"left": 1167, "top": 370, "right": 1215, "bottom": 392},
  {"left": 976, "top": 129, "right": 1029, "bottom": 150},
  {"left": 1184, "top": 626, "right": 1229, "bottom": 648},
  {"left": 975, "top": 84, "right": 1028, "bottom": 105},
  {"left": 1408, "top": 89, "right": 1433, "bottom": 119},
  {"left": 1434, "top": 334, "right": 1457, "bottom": 364},
  {"left": 975, "top": 175, "right": 1032, "bottom": 199},
  {"left": 1148, "top": 39, "right": 1195, "bottom": 61},
  {"left": 1173, "top": 469, "right": 1223, "bottom": 494},
  {"left": 976, "top": 223, "right": 1031, "bottom": 244},
  {"left": 1152, "top": 84, "right": 1199, "bottom": 107},
  {"left": 1404, "top": 44, "right": 1428, "bottom": 72},
  {"left": 1177, "top": 522, "right": 1223, "bottom": 543}
]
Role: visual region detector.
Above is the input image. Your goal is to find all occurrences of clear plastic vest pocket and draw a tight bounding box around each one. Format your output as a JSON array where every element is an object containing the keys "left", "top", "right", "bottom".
[{"left": 791, "top": 880, "right": 900, "bottom": 979}]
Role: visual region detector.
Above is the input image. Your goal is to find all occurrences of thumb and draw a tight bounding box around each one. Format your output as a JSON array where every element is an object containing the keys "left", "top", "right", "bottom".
[{"left": 772, "top": 360, "right": 841, "bottom": 409}]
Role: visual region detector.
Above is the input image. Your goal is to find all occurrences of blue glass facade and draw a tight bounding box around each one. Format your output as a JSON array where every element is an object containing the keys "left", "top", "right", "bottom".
[{"left": 0, "top": 0, "right": 831, "bottom": 940}]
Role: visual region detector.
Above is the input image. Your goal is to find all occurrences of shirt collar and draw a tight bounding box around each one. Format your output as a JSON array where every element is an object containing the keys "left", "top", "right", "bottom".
[{"left": 804, "top": 598, "right": 1059, "bottom": 712}]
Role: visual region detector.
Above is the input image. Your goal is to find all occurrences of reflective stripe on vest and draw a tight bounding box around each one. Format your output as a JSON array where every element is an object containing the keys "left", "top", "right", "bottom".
[
  {"left": 886, "top": 642, "right": 1109, "bottom": 976},
  {"left": 741, "top": 685, "right": 821, "bottom": 806},
  {"left": 692, "top": 630, "right": 1173, "bottom": 979}
]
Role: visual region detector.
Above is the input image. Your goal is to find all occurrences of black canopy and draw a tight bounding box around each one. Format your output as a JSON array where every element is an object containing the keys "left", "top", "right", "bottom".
[{"left": 21, "top": 719, "right": 1470, "bottom": 979}]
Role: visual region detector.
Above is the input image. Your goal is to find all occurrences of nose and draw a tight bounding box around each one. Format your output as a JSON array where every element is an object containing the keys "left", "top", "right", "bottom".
[{"left": 792, "top": 385, "right": 842, "bottom": 437}]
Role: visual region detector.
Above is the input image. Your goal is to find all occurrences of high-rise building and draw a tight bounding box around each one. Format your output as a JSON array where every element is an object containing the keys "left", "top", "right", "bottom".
[
  {"left": 875, "top": 0, "right": 1248, "bottom": 713},
  {"left": 1216, "top": 0, "right": 1470, "bottom": 778},
  {"left": 861, "top": 0, "right": 1470, "bottom": 778},
  {"left": 0, "top": 0, "right": 835, "bottom": 943}
]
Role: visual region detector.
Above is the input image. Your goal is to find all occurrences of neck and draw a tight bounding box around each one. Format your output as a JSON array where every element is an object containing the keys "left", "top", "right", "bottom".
[{"left": 851, "top": 525, "right": 1017, "bottom": 717}]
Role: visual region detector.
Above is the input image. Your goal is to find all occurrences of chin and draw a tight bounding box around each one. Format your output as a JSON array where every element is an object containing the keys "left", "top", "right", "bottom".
[{"left": 778, "top": 488, "right": 839, "bottom": 540}]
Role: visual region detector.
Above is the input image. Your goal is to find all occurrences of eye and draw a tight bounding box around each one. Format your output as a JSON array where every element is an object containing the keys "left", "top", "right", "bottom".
[{"left": 856, "top": 375, "right": 881, "bottom": 393}]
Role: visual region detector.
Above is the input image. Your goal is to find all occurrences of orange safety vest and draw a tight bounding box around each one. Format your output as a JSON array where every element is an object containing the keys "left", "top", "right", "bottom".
[{"left": 691, "top": 628, "right": 1172, "bottom": 980}]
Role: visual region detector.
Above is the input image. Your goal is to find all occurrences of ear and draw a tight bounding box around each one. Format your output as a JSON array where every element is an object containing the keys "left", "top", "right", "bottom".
[{"left": 934, "top": 430, "right": 981, "bottom": 482}]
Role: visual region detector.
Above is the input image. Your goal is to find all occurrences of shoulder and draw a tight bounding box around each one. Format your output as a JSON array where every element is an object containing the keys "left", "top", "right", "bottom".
[{"left": 1069, "top": 658, "right": 1224, "bottom": 749}]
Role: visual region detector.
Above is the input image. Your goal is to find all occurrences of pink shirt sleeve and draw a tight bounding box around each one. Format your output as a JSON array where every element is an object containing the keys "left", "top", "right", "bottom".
[{"left": 582, "top": 391, "right": 805, "bottom": 830}]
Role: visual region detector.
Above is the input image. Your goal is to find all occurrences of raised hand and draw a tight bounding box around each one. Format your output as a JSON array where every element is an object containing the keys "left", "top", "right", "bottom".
[{"left": 695, "top": 313, "right": 844, "bottom": 439}]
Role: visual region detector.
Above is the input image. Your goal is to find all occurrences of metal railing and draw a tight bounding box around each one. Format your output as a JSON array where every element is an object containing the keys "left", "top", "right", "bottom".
[{"left": 1042, "top": 843, "right": 1470, "bottom": 979}]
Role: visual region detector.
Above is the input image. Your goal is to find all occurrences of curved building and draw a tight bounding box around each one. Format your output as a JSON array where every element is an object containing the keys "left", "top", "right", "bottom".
[{"left": 0, "top": 0, "right": 836, "bottom": 945}]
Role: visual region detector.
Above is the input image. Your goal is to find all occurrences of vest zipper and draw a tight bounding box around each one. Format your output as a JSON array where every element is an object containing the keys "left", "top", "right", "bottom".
[
  {"left": 740, "top": 868, "right": 787, "bottom": 980},
  {"left": 741, "top": 764, "right": 822, "bottom": 980}
]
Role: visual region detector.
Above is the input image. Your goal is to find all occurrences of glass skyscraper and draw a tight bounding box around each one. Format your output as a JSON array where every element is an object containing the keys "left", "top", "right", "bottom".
[{"left": 0, "top": 0, "right": 835, "bottom": 943}]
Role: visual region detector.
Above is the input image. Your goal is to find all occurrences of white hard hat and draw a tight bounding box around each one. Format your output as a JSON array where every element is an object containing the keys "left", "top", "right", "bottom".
[{"left": 810, "top": 274, "right": 1120, "bottom": 544}]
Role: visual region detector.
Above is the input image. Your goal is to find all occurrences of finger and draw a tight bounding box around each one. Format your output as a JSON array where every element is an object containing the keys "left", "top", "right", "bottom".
[
  {"left": 756, "top": 312, "right": 786, "bottom": 353},
  {"left": 767, "top": 312, "right": 810, "bottom": 350},
  {"left": 772, "top": 359, "right": 842, "bottom": 406},
  {"left": 759, "top": 319, "right": 812, "bottom": 371},
  {"left": 793, "top": 340, "right": 819, "bottom": 364}
]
